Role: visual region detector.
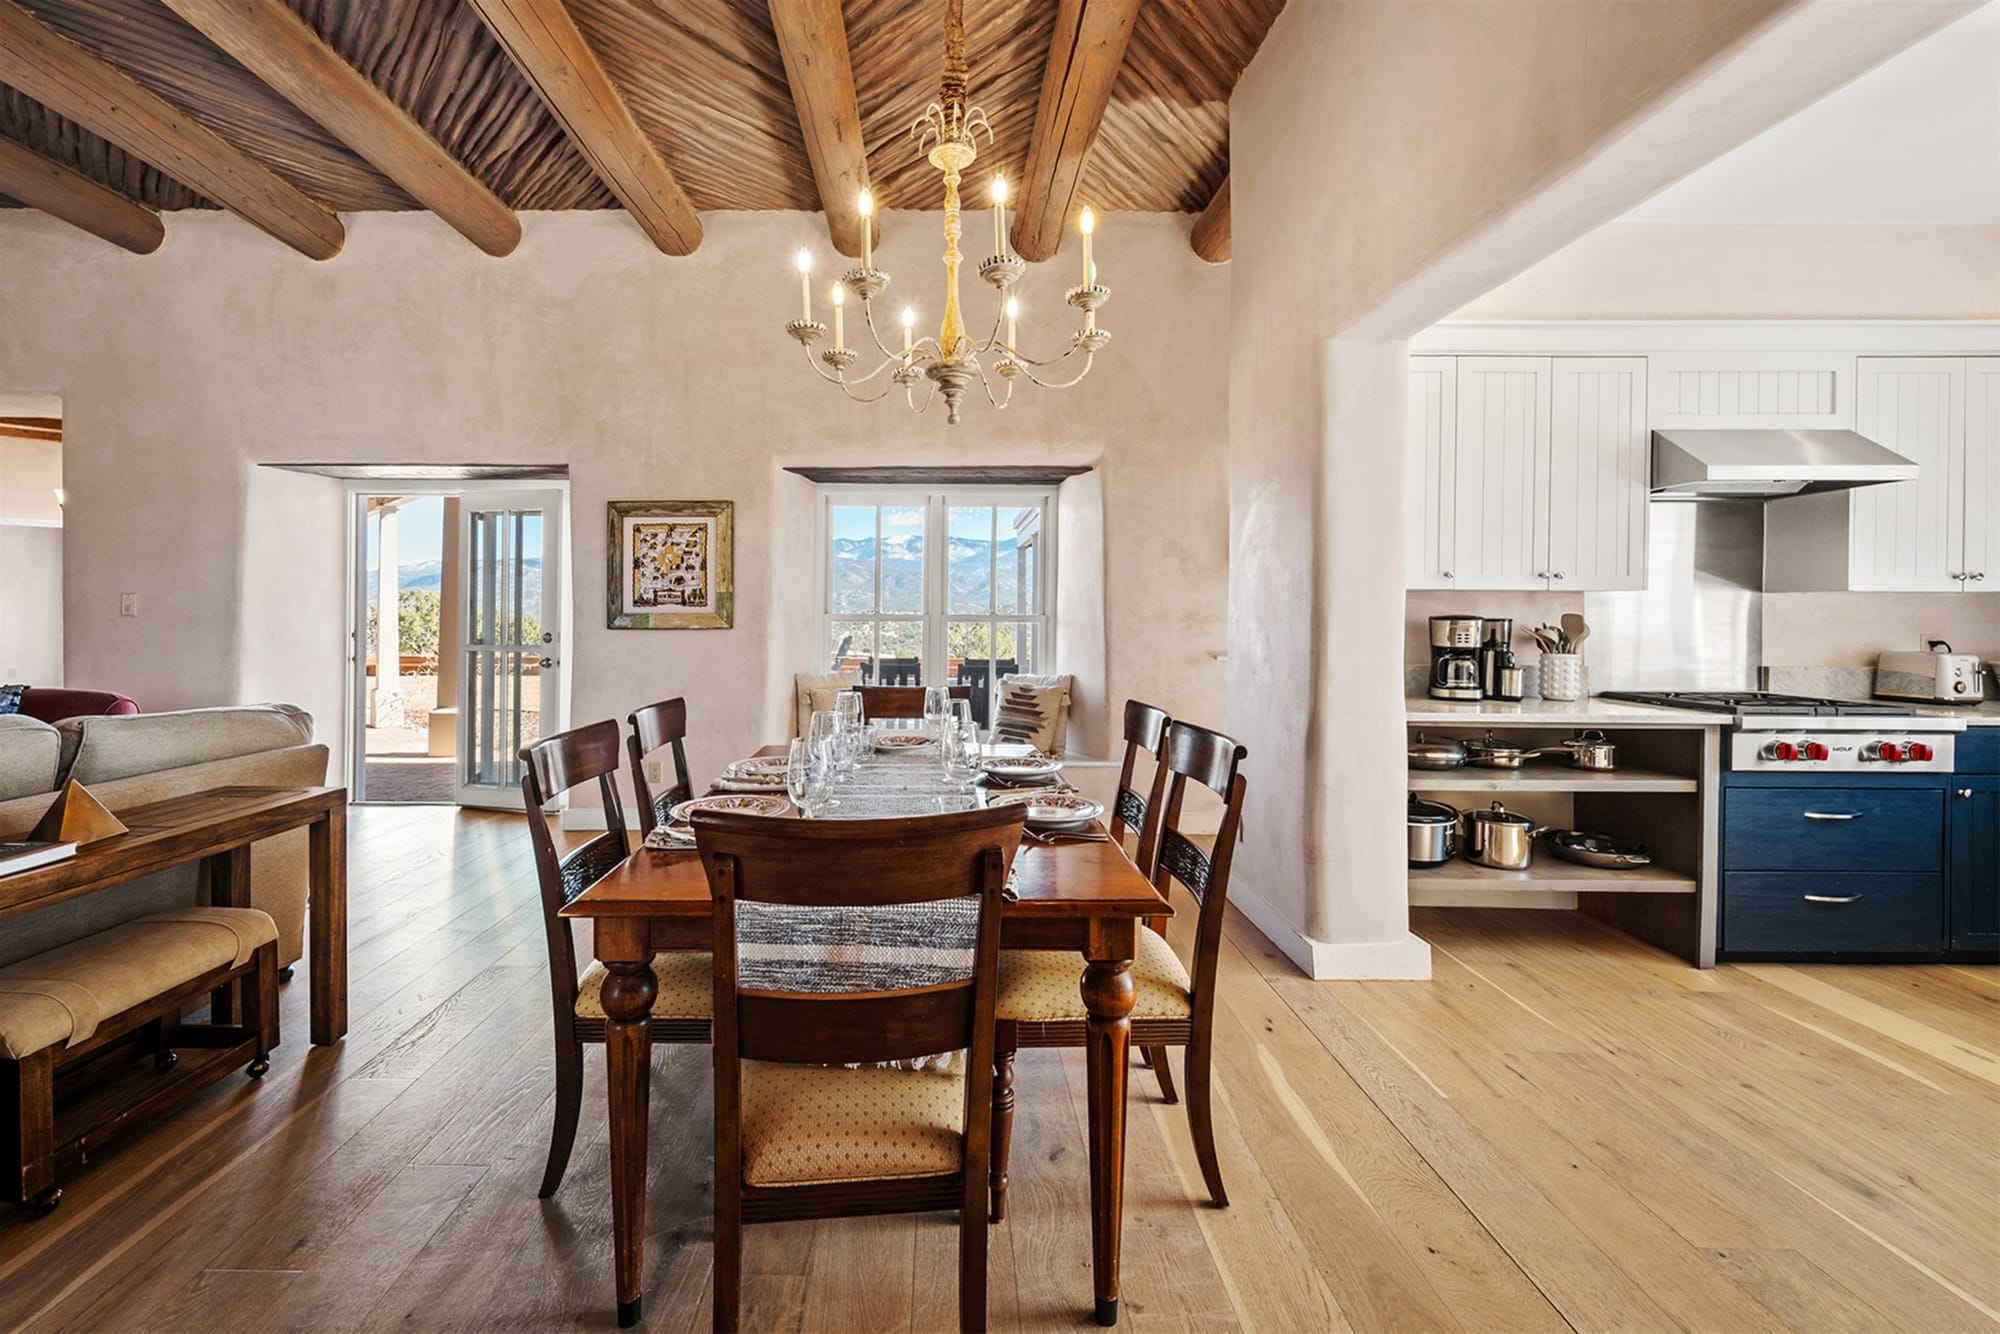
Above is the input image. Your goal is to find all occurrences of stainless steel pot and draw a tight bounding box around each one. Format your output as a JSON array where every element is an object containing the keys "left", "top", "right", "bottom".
[
  {"left": 1564, "top": 729, "right": 1617, "bottom": 771},
  {"left": 1459, "top": 800, "right": 1538, "bottom": 870},
  {"left": 1461, "top": 730, "right": 1530, "bottom": 769},
  {"left": 1407, "top": 795, "right": 1459, "bottom": 867},
  {"left": 1408, "top": 732, "right": 1468, "bottom": 770}
]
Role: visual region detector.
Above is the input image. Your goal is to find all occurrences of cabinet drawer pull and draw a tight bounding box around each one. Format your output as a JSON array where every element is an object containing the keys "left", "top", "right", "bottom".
[
  {"left": 1802, "top": 893, "right": 1863, "bottom": 905},
  {"left": 1802, "top": 811, "right": 1862, "bottom": 821}
]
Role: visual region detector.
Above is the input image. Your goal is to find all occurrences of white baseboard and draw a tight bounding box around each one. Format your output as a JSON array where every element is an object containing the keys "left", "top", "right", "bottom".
[{"left": 1229, "top": 885, "right": 1434, "bottom": 980}]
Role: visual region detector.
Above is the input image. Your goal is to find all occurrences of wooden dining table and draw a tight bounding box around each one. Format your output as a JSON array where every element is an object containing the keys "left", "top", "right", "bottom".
[{"left": 561, "top": 747, "right": 1171, "bottom": 1328}]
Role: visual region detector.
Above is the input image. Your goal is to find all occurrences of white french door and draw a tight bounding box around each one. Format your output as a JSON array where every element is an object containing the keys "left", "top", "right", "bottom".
[{"left": 455, "top": 490, "right": 566, "bottom": 809}]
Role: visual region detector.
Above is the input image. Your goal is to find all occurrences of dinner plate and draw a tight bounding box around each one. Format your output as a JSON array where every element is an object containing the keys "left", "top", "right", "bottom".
[
  {"left": 979, "top": 754, "right": 1063, "bottom": 781},
  {"left": 668, "top": 793, "right": 790, "bottom": 823},
  {"left": 724, "top": 755, "right": 790, "bottom": 779},
  {"left": 1023, "top": 793, "right": 1104, "bottom": 828},
  {"left": 871, "top": 731, "right": 936, "bottom": 752}
]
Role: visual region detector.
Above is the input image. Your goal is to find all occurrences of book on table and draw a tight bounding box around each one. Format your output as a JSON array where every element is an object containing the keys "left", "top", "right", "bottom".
[{"left": 0, "top": 840, "right": 77, "bottom": 877}]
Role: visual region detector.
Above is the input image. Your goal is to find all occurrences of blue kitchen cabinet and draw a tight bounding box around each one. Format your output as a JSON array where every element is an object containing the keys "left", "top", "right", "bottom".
[{"left": 1949, "top": 730, "right": 1999, "bottom": 960}]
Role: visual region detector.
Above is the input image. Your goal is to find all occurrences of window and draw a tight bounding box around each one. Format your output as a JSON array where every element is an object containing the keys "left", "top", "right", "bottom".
[{"left": 819, "top": 487, "right": 1054, "bottom": 725}]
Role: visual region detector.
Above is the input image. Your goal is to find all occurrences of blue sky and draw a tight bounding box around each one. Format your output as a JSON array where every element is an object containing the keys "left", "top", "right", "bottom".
[{"left": 363, "top": 495, "right": 446, "bottom": 570}]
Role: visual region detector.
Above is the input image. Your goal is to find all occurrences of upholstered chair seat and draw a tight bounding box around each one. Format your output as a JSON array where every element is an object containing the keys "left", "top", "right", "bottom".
[
  {"left": 739, "top": 1061, "right": 965, "bottom": 1187},
  {"left": 996, "top": 932, "right": 1192, "bottom": 1024},
  {"left": 574, "top": 952, "right": 711, "bottom": 1020}
]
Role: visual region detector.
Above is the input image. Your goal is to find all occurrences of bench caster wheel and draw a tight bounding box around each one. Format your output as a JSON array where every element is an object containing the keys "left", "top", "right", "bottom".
[
  {"left": 277, "top": 966, "right": 295, "bottom": 984},
  {"left": 154, "top": 1051, "right": 179, "bottom": 1074},
  {"left": 19, "top": 1187, "right": 60, "bottom": 1219},
  {"left": 247, "top": 1056, "right": 270, "bottom": 1080}
]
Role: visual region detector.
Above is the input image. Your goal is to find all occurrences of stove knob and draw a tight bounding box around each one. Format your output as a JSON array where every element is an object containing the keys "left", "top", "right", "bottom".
[
  {"left": 1879, "top": 742, "right": 1904, "bottom": 763},
  {"left": 1766, "top": 741, "right": 1799, "bottom": 761},
  {"left": 1909, "top": 742, "right": 1934, "bottom": 762},
  {"left": 1804, "top": 742, "right": 1830, "bottom": 762}
]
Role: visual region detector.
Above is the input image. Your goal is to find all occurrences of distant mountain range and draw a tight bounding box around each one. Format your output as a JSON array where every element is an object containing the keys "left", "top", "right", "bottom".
[
  {"left": 830, "top": 535, "right": 1024, "bottom": 615},
  {"left": 365, "top": 558, "right": 543, "bottom": 608}
]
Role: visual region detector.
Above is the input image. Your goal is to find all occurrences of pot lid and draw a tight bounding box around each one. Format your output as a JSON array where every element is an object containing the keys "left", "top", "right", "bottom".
[
  {"left": 1408, "top": 795, "right": 1458, "bottom": 823},
  {"left": 1464, "top": 800, "right": 1532, "bottom": 826}
]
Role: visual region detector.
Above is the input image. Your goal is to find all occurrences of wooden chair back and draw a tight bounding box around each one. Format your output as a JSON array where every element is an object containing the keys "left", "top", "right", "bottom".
[
  {"left": 520, "top": 721, "right": 632, "bottom": 1018},
  {"left": 626, "top": 697, "right": 695, "bottom": 836},
  {"left": 1111, "top": 700, "right": 1173, "bottom": 874},
  {"left": 856, "top": 684, "right": 972, "bottom": 722},
  {"left": 1150, "top": 721, "right": 1248, "bottom": 1014}
]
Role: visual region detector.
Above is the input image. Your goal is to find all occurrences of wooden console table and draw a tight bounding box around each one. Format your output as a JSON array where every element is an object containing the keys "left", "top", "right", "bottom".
[{"left": 0, "top": 786, "right": 349, "bottom": 1044}]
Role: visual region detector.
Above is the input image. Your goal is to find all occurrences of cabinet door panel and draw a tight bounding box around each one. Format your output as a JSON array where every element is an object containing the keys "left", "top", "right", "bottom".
[
  {"left": 1547, "top": 357, "right": 1648, "bottom": 590},
  {"left": 1450, "top": 357, "right": 1550, "bottom": 590},
  {"left": 1405, "top": 357, "right": 1458, "bottom": 588},
  {"left": 1948, "top": 780, "right": 1999, "bottom": 957},
  {"left": 1963, "top": 358, "right": 2000, "bottom": 586},
  {"left": 1851, "top": 357, "right": 1965, "bottom": 592}
]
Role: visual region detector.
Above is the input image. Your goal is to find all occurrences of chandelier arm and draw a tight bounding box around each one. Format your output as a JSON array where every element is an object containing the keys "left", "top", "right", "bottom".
[
  {"left": 859, "top": 301, "right": 910, "bottom": 363},
  {"left": 993, "top": 336, "right": 1088, "bottom": 370},
  {"left": 1012, "top": 351, "right": 1098, "bottom": 390},
  {"left": 798, "top": 342, "right": 899, "bottom": 398}
]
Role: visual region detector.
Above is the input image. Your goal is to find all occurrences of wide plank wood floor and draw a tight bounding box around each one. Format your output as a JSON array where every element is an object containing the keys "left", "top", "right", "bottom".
[{"left": 1, "top": 805, "right": 1994, "bottom": 1331}]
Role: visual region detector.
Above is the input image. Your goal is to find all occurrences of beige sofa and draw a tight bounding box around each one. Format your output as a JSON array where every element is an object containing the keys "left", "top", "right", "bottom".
[{"left": 0, "top": 706, "right": 328, "bottom": 970}]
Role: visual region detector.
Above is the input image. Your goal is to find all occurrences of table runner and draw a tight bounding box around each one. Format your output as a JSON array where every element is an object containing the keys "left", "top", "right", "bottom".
[{"left": 813, "top": 740, "right": 982, "bottom": 819}]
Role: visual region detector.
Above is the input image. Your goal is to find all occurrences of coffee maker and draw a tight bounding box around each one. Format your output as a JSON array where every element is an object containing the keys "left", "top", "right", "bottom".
[
  {"left": 1428, "top": 616, "right": 1483, "bottom": 700},
  {"left": 1480, "top": 618, "right": 1524, "bottom": 701}
]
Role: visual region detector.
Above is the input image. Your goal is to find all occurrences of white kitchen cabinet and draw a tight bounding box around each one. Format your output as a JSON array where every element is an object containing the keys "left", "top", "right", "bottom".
[
  {"left": 1767, "top": 356, "right": 1993, "bottom": 592},
  {"left": 1405, "top": 355, "right": 1649, "bottom": 591}
]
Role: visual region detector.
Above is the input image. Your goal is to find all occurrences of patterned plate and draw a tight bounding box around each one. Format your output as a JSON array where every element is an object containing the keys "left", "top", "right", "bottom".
[
  {"left": 871, "top": 732, "right": 936, "bottom": 751},
  {"left": 979, "top": 754, "right": 1063, "bottom": 780},
  {"left": 725, "top": 755, "right": 791, "bottom": 779},
  {"left": 1015, "top": 792, "right": 1104, "bottom": 828},
  {"left": 669, "top": 793, "right": 790, "bottom": 823}
]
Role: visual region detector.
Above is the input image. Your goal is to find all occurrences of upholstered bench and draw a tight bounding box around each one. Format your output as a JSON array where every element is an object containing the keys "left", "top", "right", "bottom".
[{"left": 0, "top": 906, "right": 280, "bottom": 1215}]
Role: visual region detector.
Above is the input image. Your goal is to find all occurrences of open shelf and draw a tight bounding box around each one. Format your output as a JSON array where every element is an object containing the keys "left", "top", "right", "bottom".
[
  {"left": 1407, "top": 858, "right": 1697, "bottom": 895},
  {"left": 1407, "top": 765, "right": 1696, "bottom": 794}
]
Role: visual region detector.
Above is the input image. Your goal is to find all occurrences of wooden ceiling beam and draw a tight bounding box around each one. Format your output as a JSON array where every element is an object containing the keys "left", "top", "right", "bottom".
[
  {"left": 161, "top": 0, "right": 520, "bottom": 257},
  {"left": 1010, "top": 0, "right": 1140, "bottom": 264},
  {"left": 461, "top": 0, "right": 701, "bottom": 256},
  {"left": 0, "top": 415, "right": 63, "bottom": 443},
  {"left": 0, "top": 134, "right": 162, "bottom": 254},
  {"left": 0, "top": 0, "right": 342, "bottom": 259},
  {"left": 1190, "top": 172, "right": 1229, "bottom": 263},
  {"left": 769, "top": 0, "right": 868, "bottom": 258}
]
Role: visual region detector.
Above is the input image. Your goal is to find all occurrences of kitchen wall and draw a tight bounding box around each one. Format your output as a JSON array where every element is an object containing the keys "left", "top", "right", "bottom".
[
  {"left": 1406, "top": 217, "right": 2000, "bottom": 684},
  {"left": 0, "top": 208, "right": 1230, "bottom": 791},
  {"left": 0, "top": 436, "right": 63, "bottom": 685}
]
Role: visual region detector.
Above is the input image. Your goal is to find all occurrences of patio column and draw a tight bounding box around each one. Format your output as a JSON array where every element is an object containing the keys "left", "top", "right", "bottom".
[
  {"left": 429, "top": 495, "right": 462, "bottom": 758},
  {"left": 372, "top": 502, "right": 402, "bottom": 727}
]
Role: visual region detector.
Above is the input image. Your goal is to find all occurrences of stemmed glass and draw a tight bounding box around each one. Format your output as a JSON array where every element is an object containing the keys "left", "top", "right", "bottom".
[
  {"left": 786, "top": 738, "right": 817, "bottom": 816},
  {"left": 807, "top": 710, "right": 840, "bottom": 809},
  {"left": 835, "top": 689, "right": 865, "bottom": 772},
  {"left": 923, "top": 685, "right": 951, "bottom": 739}
]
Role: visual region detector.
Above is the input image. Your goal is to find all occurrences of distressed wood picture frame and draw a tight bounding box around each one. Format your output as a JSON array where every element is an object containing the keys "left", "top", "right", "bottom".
[{"left": 607, "top": 500, "right": 734, "bottom": 629}]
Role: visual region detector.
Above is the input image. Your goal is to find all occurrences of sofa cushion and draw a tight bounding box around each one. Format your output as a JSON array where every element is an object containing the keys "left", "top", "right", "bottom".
[
  {"left": 57, "top": 704, "right": 313, "bottom": 786},
  {"left": 794, "top": 671, "right": 861, "bottom": 739},
  {"left": 0, "top": 715, "right": 60, "bottom": 802},
  {"left": 17, "top": 688, "right": 139, "bottom": 724},
  {"left": 0, "top": 907, "right": 277, "bottom": 1059}
]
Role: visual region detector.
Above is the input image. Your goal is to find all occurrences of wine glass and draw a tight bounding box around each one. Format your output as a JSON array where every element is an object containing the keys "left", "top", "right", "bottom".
[
  {"left": 808, "top": 709, "right": 839, "bottom": 784},
  {"left": 835, "top": 689, "right": 865, "bottom": 769},
  {"left": 786, "top": 738, "right": 814, "bottom": 815},
  {"left": 923, "top": 685, "right": 950, "bottom": 738}
]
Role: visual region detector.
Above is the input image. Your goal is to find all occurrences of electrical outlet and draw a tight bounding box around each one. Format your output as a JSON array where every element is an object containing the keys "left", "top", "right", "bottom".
[
  {"left": 645, "top": 759, "right": 663, "bottom": 784},
  {"left": 119, "top": 593, "right": 139, "bottom": 617},
  {"left": 1920, "top": 631, "right": 1951, "bottom": 651}
]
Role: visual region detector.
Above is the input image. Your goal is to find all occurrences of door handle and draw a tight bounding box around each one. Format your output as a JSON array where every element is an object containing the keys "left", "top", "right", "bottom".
[
  {"left": 1802, "top": 894, "right": 1862, "bottom": 905},
  {"left": 539, "top": 657, "right": 556, "bottom": 669},
  {"left": 1802, "top": 811, "right": 1862, "bottom": 821}
]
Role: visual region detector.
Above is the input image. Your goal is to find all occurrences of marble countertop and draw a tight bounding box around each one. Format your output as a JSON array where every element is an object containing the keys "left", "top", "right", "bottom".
[
  {"left": 1899, "top": 700, "right": 2000, "bottom": 726},
  {"left": 1404, "top": 696, "right": 1734, "bottom": 728}
]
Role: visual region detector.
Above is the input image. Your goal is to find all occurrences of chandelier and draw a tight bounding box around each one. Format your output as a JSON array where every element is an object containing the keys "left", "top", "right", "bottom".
[{"left": 783, "top": 0, "right": 1109, "bottom": 425}]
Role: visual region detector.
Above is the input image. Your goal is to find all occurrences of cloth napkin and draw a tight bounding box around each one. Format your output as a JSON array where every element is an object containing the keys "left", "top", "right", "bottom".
[
  {"left": 643, "top": 824, "right": 697, "bottom": 852},
  {"left": 714, "top": 776, "right": 787, "bottom": 793}
]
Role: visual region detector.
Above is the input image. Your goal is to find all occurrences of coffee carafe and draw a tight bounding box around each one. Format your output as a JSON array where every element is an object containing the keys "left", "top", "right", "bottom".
[
  {"left": 1480, "top": 619, "right": 1523, "bottom": 701},
  {"left": 1428, "top": 616, "right": 1483, "bottom": 701}
]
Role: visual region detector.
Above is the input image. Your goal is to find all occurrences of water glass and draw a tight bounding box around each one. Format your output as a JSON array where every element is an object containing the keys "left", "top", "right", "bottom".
[
  {"left": 786, "top": 738, "right": 815, "bottom": 814},
  {"left": 923, "top": 685, "right": 951, "bottom": 737},
  {"left": 807, "top": 710, "right": 841, "bottom": 802},
  {"left": 835, "top": 689, "right": 865, "bottom": 768}
]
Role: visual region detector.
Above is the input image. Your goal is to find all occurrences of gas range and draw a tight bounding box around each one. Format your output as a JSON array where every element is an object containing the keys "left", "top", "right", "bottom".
[{"left": 1598, "top": 690, "right": 1964, "bottom": 773}]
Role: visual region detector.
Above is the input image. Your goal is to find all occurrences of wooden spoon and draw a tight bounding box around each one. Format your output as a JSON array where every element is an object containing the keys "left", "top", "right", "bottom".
[{"left": 1561, "top": 613, "right": 1589, "bottom": 653}]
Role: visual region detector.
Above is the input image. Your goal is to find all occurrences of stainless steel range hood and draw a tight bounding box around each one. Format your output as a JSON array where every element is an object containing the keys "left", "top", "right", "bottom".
[{"left": 1650, "top": 428, "right": 1917, "bottom": 499}]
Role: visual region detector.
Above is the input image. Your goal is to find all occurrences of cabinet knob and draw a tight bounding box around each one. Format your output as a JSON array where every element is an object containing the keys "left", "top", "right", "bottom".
[
  {"left": 1551, "top": 571, "right": 1565, "bottom": 580},
  {"left": 1441, "top": 570, "right": 1454, "bottom": 580},
  {"left": 1961, "top": 788, "right": 1976, "bottom": 799},
  {"left": 1974, "top": 572, "right": 1987, "bottom": 582}
]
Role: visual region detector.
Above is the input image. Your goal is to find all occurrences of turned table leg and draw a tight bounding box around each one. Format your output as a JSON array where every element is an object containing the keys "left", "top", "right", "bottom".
[
  {"left": 601, "top": 927, "right": 657, "bottom": 1329},
  {"left": 1081, "top": 920, "right": 1137, "bottom": 1327}
]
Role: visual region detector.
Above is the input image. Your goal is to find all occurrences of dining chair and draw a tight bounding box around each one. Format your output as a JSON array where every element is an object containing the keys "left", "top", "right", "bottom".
[
  {"left": 856, "top": 683, "right": 973, "bottom": 721},
  {"left": 1112, "top": 700, "right": 1176, "bottom": 1098},
  {"left": 626, "top": 697, "right": 696, "bottom": 836},
  {"left": 693, "top": 804, "right": 1024, "bottom": 1333},
  {"left": 520, "top": 720, "right": 711, "bottom": 1199},
  {"left": 989, "top": 719, "right": 1247, "bottom": 1218}
]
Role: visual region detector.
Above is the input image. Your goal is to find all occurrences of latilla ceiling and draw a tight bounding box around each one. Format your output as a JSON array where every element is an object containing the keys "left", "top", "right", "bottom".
[{"left": 0, "top": 0, "right": 1281, "bottom": 257}]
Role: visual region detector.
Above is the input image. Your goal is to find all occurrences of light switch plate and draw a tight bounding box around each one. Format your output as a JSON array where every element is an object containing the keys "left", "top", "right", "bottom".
[
  {"left": 120, "top": 593, "right": 139, "bottom": 617},
  {"left": 645, "top": 759, "right": 663, "bottom": 784}
]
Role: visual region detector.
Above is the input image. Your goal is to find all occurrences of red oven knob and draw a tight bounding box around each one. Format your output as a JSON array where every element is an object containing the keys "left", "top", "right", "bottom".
[
  {"left": 1909, "top": 742, "right": 1933, "bottom": 762},
  {"left": 1879, "top": 742, "right": 1904, "bottom": 763},
  {"left": 1804, "top": 742, "right": 1829, "bottom": 762},
  {"left": 1767, "top": 741, "right": 1798, "bottom": 761}
]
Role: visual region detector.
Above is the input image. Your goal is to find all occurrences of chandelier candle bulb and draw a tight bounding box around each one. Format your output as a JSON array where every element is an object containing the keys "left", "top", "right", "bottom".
[
  {"left": 1005, "top": 296, "right": 1018, "bottom": 348},
  {"left": 1079, "top": 206, "right": 1094, "bottom": 286},
  {"left": 991, "top": 176, "right": 1008, "bottom": 256},
  {"left": 795, "top": 247, "right": 812, "bottom": 322},
  {"left": 831, "top": 281, "right": 845, "bottom": 349},
  {"left": 857, "top": 189, "right": 874, "bottom": 271},
  {"left": 901, "top": 306, "right": 915, "bottom": 357}
]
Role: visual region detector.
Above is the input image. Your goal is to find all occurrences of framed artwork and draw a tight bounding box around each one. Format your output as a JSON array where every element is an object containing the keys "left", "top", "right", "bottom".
[{"left": 607, "top": 500, "right": 734, "bottom": 629}]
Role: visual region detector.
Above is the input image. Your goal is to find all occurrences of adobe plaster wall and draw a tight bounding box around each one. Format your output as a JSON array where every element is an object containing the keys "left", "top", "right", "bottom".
[
  {"left": 1227, "top": 0, "right": 1976, "bottom": 976},
  {"left": 0, "top": 208, "right": 1229, "bottom": 791}
]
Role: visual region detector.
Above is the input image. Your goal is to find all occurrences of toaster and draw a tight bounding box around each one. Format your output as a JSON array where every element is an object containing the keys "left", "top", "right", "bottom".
[{"left": 1876, "top": 650, "right": 1986, "bottom": 704}]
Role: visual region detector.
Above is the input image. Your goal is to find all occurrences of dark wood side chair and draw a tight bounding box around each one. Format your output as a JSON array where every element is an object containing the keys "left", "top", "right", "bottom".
[
  {"left": 856, "top": 684, "right": 972, "bottom": 721},
  {"left": 693, "top": 805, "right": 1024, "bottom": 1334},
  {"left": 1112, "top": 700, "right": 1176, "bottom": 1096},
  {"left": 626, "top": 697, "right": 696, "bottom": 836},
  {"left": 990, "top": 719, "right": 1247, "bottom": 1218},
  {"left": 520, "top": 720, "right": 711, "bottom": 1199}
]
